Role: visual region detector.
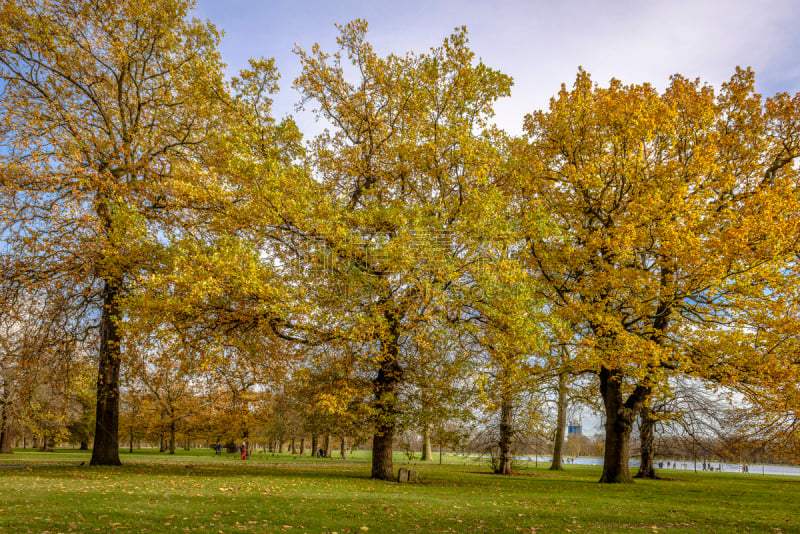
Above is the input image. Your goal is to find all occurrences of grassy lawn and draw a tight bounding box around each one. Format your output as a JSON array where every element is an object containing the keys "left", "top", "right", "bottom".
[{"left": 1, "top": 448, "right": 798, "bottom": 533}]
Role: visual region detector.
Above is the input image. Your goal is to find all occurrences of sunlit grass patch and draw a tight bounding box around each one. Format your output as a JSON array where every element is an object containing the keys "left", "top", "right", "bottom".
[{"left": 0, "top": 449, "right": 797, "bottom": 533}]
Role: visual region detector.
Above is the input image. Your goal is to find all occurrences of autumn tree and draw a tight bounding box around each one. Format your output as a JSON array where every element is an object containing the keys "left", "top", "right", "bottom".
[
  {"left": 0, "top": 0, "right": 228, "bottom": 464},
  {"left": 292, "top": 20, "right": 512, "bottom": 479},
  {"left": 65, "top": 361, "right": 96, "bottom": 450},
  {"left": 518, "top": 68, "right": 800, "bottom": 483},
  {"left": 459, "top": 268, "right": 545, "bottom": 474},
  {"left": 118, "top": 31, "right": 308, "bottom": 457},
  {"left": 124, "top": 328, "right": 204, "bottom": 454},
  {"left": 287, "top": 347, "right": 373, "bottom": 457},
  {"left": 119, "top": 383, "right": 149, "bottom": 452},
  {"left": 0, "top": 289, "right": 90, "bottom": 453}
]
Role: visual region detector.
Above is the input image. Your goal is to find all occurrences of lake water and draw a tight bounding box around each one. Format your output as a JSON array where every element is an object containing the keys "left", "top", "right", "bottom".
[{"left": 517, "top": 456, "right": 800, "bottom": 477}]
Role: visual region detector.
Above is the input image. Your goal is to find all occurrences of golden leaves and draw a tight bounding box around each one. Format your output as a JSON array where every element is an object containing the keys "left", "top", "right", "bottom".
[{"left": 518, "top": 67, "right": 800, "bottom": 413}]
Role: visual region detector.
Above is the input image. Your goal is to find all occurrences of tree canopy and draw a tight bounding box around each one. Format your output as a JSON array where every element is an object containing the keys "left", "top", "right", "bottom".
[{"left": 2, "top": 1, "right": 799, "bottom": 485}]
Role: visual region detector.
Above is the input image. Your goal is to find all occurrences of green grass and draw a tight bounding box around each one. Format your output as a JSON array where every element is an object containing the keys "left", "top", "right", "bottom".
[{"left": 1, "top": 448, "right": 798, "bottom": 533}]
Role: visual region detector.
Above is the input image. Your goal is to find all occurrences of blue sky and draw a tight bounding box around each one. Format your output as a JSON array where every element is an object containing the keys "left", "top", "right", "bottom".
[{"left": 193, "top": 0, "right": 800, "bottom": 137}]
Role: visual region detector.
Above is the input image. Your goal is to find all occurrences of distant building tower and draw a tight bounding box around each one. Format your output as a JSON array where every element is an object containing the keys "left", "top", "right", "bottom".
[{"left": 567, "top": 419, "right": 582, "bottom": 436}]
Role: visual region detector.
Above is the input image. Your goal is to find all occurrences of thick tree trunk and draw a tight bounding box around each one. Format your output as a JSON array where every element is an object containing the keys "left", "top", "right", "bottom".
[
  {"left": 0, "top": 404, "right": 13, "bottom": 454},
  {"left": 268, "top": 439, "right": 274, "bottom": 453},
  {"left": 80, "top": 440, "right": 89, "bottom": 451},
  {"left": 310, "top": 435, "right": 317, "bottom": 457},
  {"left": 40, "top": 435, "right": 52, "bottom": 452},
  {"left": 278, "top": 438, "right": 284, "bottom": 453},
  {"left": 300, "top": 437, "right": 306, "bottom": 455},
  {"left": 635, "top": 405, "right": 660, "bottom": 479},
  {"left": 0, "top": 428, "right": 13, "bottom": 454},
  {"left": 324, "top": 434, "right": 331, "bottom": 458},
  {"left": 598, "top": 367, "right": 649, "bottom": 483},
  {"left": 184, "top": 435, "right": 190, "bottom": 451},
  {"left": 496, "top": 390, "right": 513, "bottom": 475},
  {"left": 340, "top": 435, "right": 347, "bottom": 459},
  {"left": 550, "top": 371, "right": 568, "bottom": 471},
  {"left": 372, "top": 431, "right": 394, "bottom": 479},
  {"left": 370, "top": 320, "right": 402, "bottom": 480},
  {"left": 421, "top": 425, "right": 432, "bottom": 461},
  {"left": 291, "top": 437, "right": 296, "bottom": 454},
  {"left": 90, "top": 278, "right": 122, "bottom": 466}
]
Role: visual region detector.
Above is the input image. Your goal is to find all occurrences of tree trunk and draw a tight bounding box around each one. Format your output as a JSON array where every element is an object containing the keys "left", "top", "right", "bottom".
[
  {"left": 311, "top": 434, "right": 317, "bottom": 457},
  {"left": 40, "top": 435, "right": 52, "bottom": 452},
  {"left": 371, "top": 318, "right": 402, "bottom": 480},
  {"left": 90, "top": 277, "right": 123, "bottom": 466},
  {"left": 169, "top": 419, "right": 176, "bottom": 455},
  {"left": 635, "top": 405, "right": 660, "bottom": 479},
  {"left": 278, "top": 437, "right": 284, "bottom": 453},
  {"left": 159, "top": 418, "right": 167, "bottom": 452},
  {"left": 80, "top": 440, "right": 89, "bottom": 451},
  {"left": 184, "top": 435, "right": 190, "bottom": 451},
  {"left": 372, "top": 431, "right": 394, "bottom": 479},
  {"left": 300, "top": 437, "right": 306, "bottom": 455},
  {"left": 324, "top": 434, "right": 331, "bottom": 458},
  {"left": 550, "top": 371, "right": 568, "bottom": 471},
  {"left": 340, "top": 435, "right": 347, "bottom": 459},
  {"left": 496, "top": 390, "right": 513, "bottom": 475},
  {"left": 0, "top": 404, "right": 13, "bottom": 454},
  {"left": 291, "top": 437, "right": 296, "bottom": 454},
  {"left": 421, "top": 425, "right": 432, "bottom": 461},
  {"left": 598, "top": 367, "right": 649, "bottom": 483},
  {"left": 129, "top": 425, "right": 134, "bottom": 453},
  {"left": 268, "top": 439, "right": 274, "bottom": 453},
  {"left": 633, "top": 281, "right": 670, "bottom": 479},
  {"left": 0, "top": 428, "right": 13, "bottom": 454}
]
